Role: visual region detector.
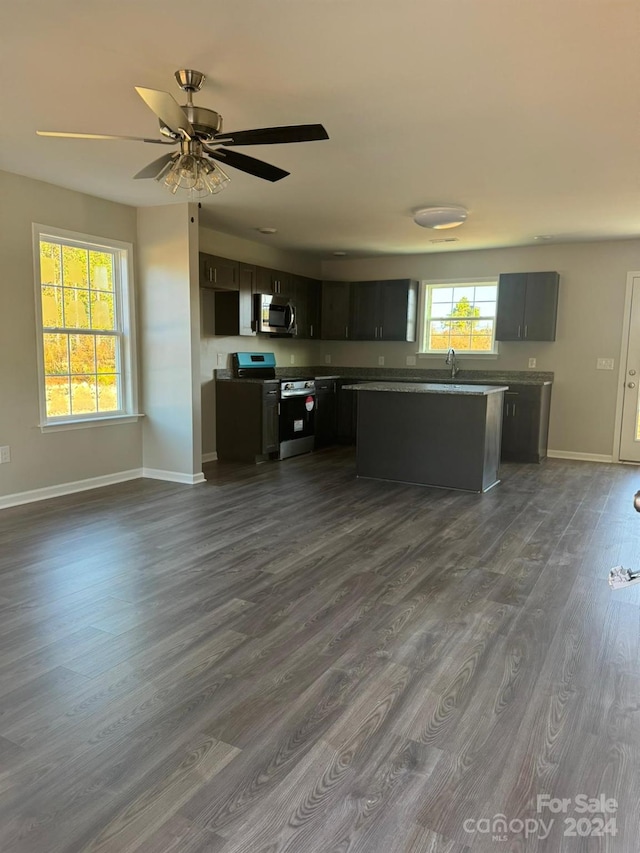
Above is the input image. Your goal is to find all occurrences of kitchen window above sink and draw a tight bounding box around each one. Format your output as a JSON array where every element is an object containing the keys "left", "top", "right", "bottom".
[{"left": 419, "top": 278, "right": 499, "bottom": 356}]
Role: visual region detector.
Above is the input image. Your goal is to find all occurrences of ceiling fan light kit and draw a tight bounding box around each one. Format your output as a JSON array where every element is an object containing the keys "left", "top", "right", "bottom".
[
  {"left": 163, "top": 154, "right": 231, "bottom": 197},
  {"left": 36, "top": 69, "right": 329, "bottom": 198},
  {"left": 413, "top": 205, "right": 468, "bottom": 229}
]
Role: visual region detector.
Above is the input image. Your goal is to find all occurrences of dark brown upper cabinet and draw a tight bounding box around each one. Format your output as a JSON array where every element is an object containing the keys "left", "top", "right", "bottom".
[
  {"left": 321, "top": 281, "right": 351, "bottom": 340},
  {"left": 213, "top": 263, "right": 256, "bottom": 337},
  {"left": 255, "top": 266, "right": 293, "bottom": 297},
  {"left": 199, "top": 253, "right": 239, "bottom": 290},
  {"left": 495, "top": 272, "right": 559, "bottom": 341},
  {"left": 292, "top": 275, "right": 321, "bottom": 339},
  {"left": 350, "top": 279, "right": 418, "bottom": 341}
]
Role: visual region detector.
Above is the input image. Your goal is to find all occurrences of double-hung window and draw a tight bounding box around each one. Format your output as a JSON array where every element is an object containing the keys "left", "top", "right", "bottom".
[
  {"left": 33, "top": 225, "right": 138, "bottom": 429},
  {"left": 420, "top": 279, "right": 499, "bottom": 354}
]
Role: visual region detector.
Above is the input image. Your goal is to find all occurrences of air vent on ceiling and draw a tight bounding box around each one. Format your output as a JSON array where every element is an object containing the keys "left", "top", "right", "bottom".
[{"left": 429, "top": 237, "right": 459, "bottom": 244}]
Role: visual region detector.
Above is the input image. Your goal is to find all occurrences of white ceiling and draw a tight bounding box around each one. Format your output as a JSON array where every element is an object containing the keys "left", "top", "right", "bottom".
[{"left": 2, "top": 0, "right": 639, "bottom": 257}]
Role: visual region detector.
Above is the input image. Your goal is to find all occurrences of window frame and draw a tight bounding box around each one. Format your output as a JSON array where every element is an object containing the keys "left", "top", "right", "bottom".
[
  {"left": 417, "top": 277, "right": 500, "bottom": 357},
  {"left": 33, "top": 224, "right": 140, "bottom": 431}
]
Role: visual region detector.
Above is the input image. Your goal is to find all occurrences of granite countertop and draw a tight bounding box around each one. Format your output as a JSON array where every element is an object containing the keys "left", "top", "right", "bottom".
[
  {"left": 342, "top": 382, "right": 509, "bottom": 396},
  {"left": 214, "top": 367, "right": 553, "bottom": 386}
]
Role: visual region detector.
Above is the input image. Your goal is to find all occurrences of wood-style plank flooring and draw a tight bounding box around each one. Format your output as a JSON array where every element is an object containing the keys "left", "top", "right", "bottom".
[{"left": 1, "top": 448, "right": 640, "bottom": 852}]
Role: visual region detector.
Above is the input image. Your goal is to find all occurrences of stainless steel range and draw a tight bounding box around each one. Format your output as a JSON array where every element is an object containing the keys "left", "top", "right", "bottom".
[
  {"left": 279, "top": 378, "right": 316, "bottom": 459},
  {"left": 231, "top": 353, "right": 316, "bottom": 461}
]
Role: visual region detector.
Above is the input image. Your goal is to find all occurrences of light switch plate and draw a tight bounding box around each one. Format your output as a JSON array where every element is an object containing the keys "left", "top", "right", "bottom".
[
  {"left": 0, "top": 446, "right": 10, "bottom": 464},
  {"left": 324, "top": 354, "right": 331, "bottom": 364},
  {"left": 528, "top": 358, "right": 537, "bottom": 368},
  {"left": 597, "top": 358, "right": 615, "bottom": 370},
  {"left": 290, "top": 354, "right": 295, "bottom": 364},
  {"left": 216, "top": 352, "right": 226, "bottom": 367},
  {"left": 378, "top": 356, "right": 385, "bottom": 366},
  {"left": 406, "top": 355, "right": 417, "bottom": 366}
]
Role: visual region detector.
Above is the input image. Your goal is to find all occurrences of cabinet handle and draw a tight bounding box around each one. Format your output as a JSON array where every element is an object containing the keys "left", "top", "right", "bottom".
[
  {"left": 524, "top": 324, "right": 528, "bottom": 338},
  {"left": 208, "top": 267, "right": 213, "bottom": 282},
  {"left": 512, "top": 403, "right": 517, "bottom": 416},
  {"left": 310, "top": 324, "right": 314, "bottom": 337},
  {"left": 214, "top": 268, "right": 217, "bottom": 284},
  {"left": 517, "top": 324, "right": 521, "bottom": 338},
  {"left": 374, "top": 327, "right": 378, "bottom": 339},
  {"left": 380, "top": 324, "right": 383, "bottom": 338},
  {"left": 345, "top": 325, "right": 349, "bottom": 339}
]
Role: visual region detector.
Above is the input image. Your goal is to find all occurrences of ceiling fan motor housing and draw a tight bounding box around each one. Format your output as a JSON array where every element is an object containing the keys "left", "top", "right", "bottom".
[{"left": 159, "top": 106, "right": 223, "bottom": 141}]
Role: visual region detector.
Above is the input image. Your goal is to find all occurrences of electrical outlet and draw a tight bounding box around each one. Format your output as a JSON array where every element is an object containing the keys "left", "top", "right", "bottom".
[
  {"left": 324, "top": 354, "right": 331, "bottom": 364},
  {"left": 528, "top": 358, "right": 537, "bottom": 368},
  {"left": 290, "top": 354, "right": 295, "bottom": 364},
  {"left": 216, "top": 352, "right": 226, "bottom": 367},
  {"left": 0, "top": 446, "right": 10, "bottom": 464},
  {"left": 406, "top": 355, "right": 417, "bottom": 366},
  {"left": 597, "top": 357, "right": 615, "bottom": 370},
  {"left": 378, "top": 356, "right": 385, "bottom": 366}
]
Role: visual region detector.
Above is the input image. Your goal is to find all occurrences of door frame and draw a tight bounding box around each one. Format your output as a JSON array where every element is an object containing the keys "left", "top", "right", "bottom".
[{"left": 613, "top": 271, "right": 640, "bottom": 462}]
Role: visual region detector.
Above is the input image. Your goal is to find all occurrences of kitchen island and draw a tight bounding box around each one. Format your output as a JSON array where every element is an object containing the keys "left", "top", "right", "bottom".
[{"left": 343, "top": 382, "right": 507, "bottom": 493}]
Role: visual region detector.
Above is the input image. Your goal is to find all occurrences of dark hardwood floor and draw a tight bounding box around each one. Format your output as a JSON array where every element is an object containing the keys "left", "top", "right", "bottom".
[{"left": 1, "top": 448, "right": 640, "bottom": 852}]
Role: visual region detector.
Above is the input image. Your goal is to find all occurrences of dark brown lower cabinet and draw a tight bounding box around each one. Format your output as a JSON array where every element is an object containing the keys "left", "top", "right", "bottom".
[
  {"left": 315, "top": 379, "right": 337, "bottom": 448},
  {"left": 216, "top": 380, "right": 279, "bottom": 463},
  {"left": 336, "top": 380, "right": 360, "bottom": 444},
  {"left": 501, "top": 383, "right": 552, "bottom": 463}
]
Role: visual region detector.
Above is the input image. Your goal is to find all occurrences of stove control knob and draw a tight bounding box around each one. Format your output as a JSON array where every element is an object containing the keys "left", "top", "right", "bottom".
[{"left": 284, "top": 383, "right": 293, "bottom": 390}]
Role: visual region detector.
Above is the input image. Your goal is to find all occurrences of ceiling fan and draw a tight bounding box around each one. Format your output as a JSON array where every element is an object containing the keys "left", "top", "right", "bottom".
[{"left": 37, "top": 69, "right": 329, "bottom": 195}]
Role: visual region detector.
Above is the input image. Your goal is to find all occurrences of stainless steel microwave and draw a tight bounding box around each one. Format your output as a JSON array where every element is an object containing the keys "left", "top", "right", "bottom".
[{"left": 254, "top": 293, "right": 296, "bottom": 335}]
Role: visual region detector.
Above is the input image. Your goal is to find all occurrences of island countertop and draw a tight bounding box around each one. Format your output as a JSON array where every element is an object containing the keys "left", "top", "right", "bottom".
[{"left": 342, "top": 381, "right": 508, "bottom": 396}]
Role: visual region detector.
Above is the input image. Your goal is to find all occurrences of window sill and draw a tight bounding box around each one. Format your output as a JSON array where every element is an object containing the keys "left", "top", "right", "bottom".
[
  {"left": 417, "top": 352, "right": 500, "bottom": 360},
  {"left": 39, "top": 414, "right": 144, "bottom": 433}
]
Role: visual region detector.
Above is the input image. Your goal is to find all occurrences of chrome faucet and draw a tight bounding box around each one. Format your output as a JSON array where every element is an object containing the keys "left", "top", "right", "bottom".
[{"left": 445, "top": 348, "right": 459, "bottom": 379}]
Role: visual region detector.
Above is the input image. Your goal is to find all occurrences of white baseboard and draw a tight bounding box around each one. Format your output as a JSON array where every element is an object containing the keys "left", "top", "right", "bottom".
[
  {"left": 202, "top": 451, "right": 218, "bottom": 463},
  {"left": 142, "top": 468, "right": 206, "bottom": 485},
  {"left": 0, "top": 468, "right": 143, "bottom": 510},
  {"left": 547, "top": 450, "right": 614, "bottom": 463}
]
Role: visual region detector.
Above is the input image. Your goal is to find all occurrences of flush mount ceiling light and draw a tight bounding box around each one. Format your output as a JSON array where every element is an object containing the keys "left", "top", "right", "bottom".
[
  {"left": 256, "top": 226, "right": 278, "bottom": 234},
  {"left": 413, "top": 205, "right": 468, "bottom": 230}
]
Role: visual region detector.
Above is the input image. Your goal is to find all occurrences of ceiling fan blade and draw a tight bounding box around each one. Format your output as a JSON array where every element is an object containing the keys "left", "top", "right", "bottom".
[
  {"left": 133, "top": 153, "right": 177, "bottom": 180},
  {"left": 205, "top": 148, "right": 290, "bottom": 182},
  {"left": 213, "top": 124, "right": 329, "bottom": 146},
  {"left": 37, "top": 131, "right": 176, "bottom": 144},
  {"left": 135, "top": 87, "right": 194, "bottom": 137}
]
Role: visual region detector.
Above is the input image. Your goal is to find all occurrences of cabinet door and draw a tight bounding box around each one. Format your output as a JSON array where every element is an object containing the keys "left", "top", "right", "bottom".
[
  {"left": 200, "top": 253, "right": 239, "bottom": 290},
  {"left": 255, "top": 266, "right": 292, "bottom": 296},
  {"left": 262, "top": 386, "right": 280, "bottom": 454},
  {"left": 336, "top": 381, "right": 359, "bottom": 443},
  {"left": 238, "top": 264, "right": 257, "bottom": 336},
  {"left": 305, "top": 278, "right": 321, "bottom": 339},
  {"left": 291, "top": 275, "right": 320, "bottom": 339},
  {"left": 321, "top": 281, "right": 351, "bottom": 339},
  {"left": 501, "top": 386, "right": 543, "bottom": 462},
  {"left": 378, "top": 279, "right": 418, "bottom": 341},
  {"left": 315, "top": 380, "right": 337, "bottom": 447},
  {"left": 495, "top": 274, "right": 526, "bottom": 340},
  {"left": 350, "top": 281, "right": 380, "bottom": 340},
  {"left": 523, "top": 272, "right": 559, "bottom": 341}
]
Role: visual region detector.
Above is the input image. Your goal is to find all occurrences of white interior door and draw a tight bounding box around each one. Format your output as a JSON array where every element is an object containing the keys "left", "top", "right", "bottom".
[{"left": 619, "top": 274, "right": 640, "bottom": 462}]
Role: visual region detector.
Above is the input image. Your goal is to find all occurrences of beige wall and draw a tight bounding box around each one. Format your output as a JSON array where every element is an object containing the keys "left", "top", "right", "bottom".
[
  {"left": 138, "top": 204, "right": 202, "bottom": 479},
  {"left": 321, "top": 240, "right": 640, "bottom": 457},
  {"left": 0, "top": 170, "right": 141, "bottom": 499},
  {"left": 199, "top": 227, "right": 321, "bottom": 455}
]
